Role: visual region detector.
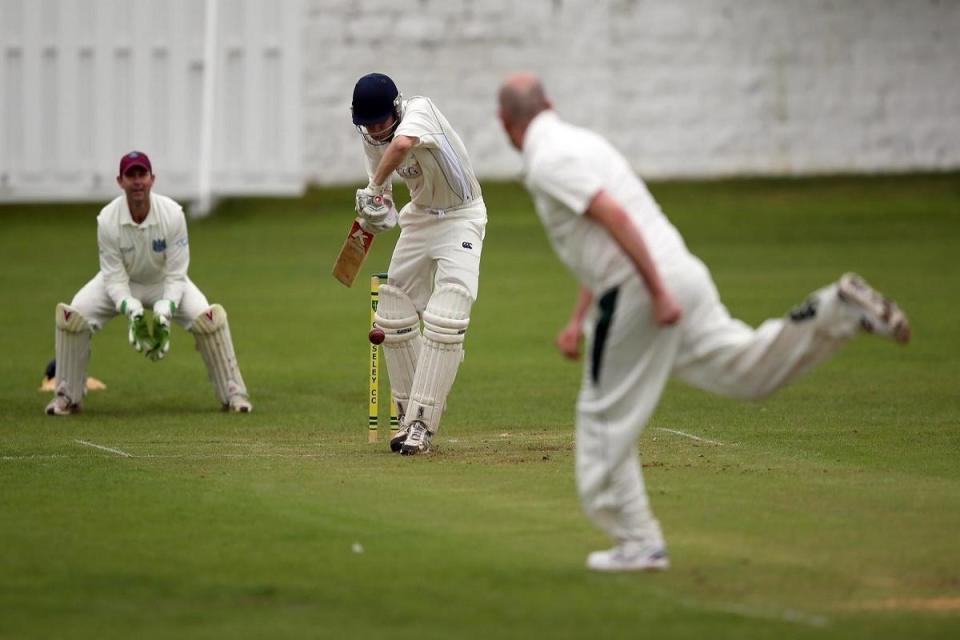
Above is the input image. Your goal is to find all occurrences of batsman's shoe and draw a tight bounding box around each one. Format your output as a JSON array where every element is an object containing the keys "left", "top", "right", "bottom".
[
  {"left": 586, "top": 542, "right": 670, "bottom": 573},
  {"left": 837, "top": 273, "right": 911, "bottom": 343},
  {"left": 400, "top": 420, "right": 432, "bottom": 456},
  {"left": 45, "top": 392, "right": 80, "bottom": 416},
  {"left": 389, "top": 423, "right": 410, "bottom": 453}
]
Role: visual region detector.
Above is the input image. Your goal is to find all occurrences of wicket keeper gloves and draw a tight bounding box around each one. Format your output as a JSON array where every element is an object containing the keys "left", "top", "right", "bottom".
[
  {"left": 148, "top": 300, "right": 176, "bottom": 361},
  {"left": 121, "top": 298, "right": 152, "bottom": 354}
]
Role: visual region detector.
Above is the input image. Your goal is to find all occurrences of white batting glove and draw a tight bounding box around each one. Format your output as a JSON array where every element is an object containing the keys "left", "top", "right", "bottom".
[
  {"left": 355, "top": 181, "right": 389, "bottom": 224},
  {"left": 359, "top": 199, "right": 398, "bottom": 234}
]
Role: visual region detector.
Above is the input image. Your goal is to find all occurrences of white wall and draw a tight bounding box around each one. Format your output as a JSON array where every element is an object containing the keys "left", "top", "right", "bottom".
[
  {"left": 306, "top": 0, "right": 960, "bottom": 183},
  {"left": 1, "top": 0, "right": 957, "bottom": 202}
]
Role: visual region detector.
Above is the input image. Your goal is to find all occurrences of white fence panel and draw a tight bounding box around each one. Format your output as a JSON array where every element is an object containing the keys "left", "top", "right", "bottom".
[{"left": 0, "top": 0, "right": 303, "bottom": 202}]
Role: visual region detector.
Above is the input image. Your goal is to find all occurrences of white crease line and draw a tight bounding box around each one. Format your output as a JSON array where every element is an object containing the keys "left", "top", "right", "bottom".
[
  {"left": 655, "top": 428, "right": 726, "bottom": 446},
  {"left": 712, "top": 603, "right": 829, "bottom": 628},
  {"left": 3, "top": 452, "right": 331, "bottom": 461},
  {"left": 136, "top": 453, "right": 327, "bottom": 459},
  {"left": 74, "top": 439, "right": 133, "bottom": 458}
]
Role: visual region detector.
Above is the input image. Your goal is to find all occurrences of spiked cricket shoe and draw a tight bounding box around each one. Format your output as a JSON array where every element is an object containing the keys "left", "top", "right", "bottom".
[
  {"left": 389, "top": 423, "right": 410, "bottom": 453},
  {"left": 586, "top": 542, "right": 670, "bottom": 572},
  {"left": 400, "top": 420, "right": 432, "bottom": 456},
  {"left": 837, "top": 273, "right": 911, "bottom": 343}
]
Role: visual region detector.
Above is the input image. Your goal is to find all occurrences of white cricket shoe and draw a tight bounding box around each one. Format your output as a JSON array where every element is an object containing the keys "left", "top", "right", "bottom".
[
  {"left": 389, "top": 423, "right": 410, "bottom": 453},
  {"left": 837, "top": 273, "right": 911, "bottom": 343},
  {"left": 45, "top": 393, "right": 79, "bottom": 416},
  {"left": 400, "top": 420, "right": 432, "bottom": 456},
  {"left": 586, "top": 542, "right": 670, "bottom": 573}
]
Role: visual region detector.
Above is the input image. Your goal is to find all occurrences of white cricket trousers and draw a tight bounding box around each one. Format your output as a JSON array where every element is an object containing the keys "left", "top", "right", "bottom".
[
  {"left": 388, "top": 201, "right": 486, "bottom": 309},
  {"left": 577, "top": 255, "right": 863, "bottom": 545},
  {"left": 71, "top": 272, "right": 211, "bottom": 331}
]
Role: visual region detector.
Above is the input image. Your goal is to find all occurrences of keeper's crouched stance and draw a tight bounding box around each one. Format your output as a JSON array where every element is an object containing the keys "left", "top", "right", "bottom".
[{"left": 45, "top": 151, "right": 252, "bottom": 415}]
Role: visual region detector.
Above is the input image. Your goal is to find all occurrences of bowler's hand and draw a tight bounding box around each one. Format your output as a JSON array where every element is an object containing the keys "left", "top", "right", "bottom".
[
  {"left": 653, "top": 291, "right": 682, "bottom": 326},
  {"left": 555, "top": 320, "right": 584, "bottom": 360}
]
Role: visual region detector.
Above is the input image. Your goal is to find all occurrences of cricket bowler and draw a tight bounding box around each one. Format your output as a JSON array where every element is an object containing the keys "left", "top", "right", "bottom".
[{"left": 498, "top": 73, "right": 910, "bottom": 572}]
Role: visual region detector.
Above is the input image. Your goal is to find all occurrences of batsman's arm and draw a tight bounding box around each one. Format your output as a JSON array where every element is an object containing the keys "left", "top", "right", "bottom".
[
  {"left": 371, "top": 135, "right": 417, "bottom": 187},
  {"left": 361, "top": 147, "right": 392, "bottom": 200},
  {"left": 97, "top": 219, "right": 134, "bottom": 311},
  {"left": 585, "top": 190, "right": 682, "bottom": 326}
]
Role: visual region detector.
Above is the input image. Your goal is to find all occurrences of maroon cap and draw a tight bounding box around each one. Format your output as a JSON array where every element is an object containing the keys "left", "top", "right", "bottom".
[{"left": 119, "top": 151, "right": 152, "bottom": 176}]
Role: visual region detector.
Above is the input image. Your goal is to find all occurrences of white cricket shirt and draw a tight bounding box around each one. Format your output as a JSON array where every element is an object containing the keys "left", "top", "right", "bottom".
[
  {"left": 96, "top": 192, "right": 190, "bottom": 311},
  {"left": 522, "top": 110, "right": 688, "bottom": 294},
  {"left": 363, "top": 96, "right": 482, "bottom": 212}
]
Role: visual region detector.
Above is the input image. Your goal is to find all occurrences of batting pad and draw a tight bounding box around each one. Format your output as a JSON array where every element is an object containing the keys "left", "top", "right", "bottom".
[
  {"left": 407, "top": 284, "right": 473, "bottom": 433},
  {"left": 375, "top": 285, "right": 422, "bottom": 414},
  {"left": 190, "top": 304, "right": 249, "bottom": 405},
  {"left": 54, "top": 303, "right": 92, "bottom": 404}
]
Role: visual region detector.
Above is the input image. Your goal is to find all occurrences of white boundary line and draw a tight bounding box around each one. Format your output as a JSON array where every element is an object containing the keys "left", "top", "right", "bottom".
[
  {"left": 74, "top": 439, "right": 133, "bottom": 458},
  {"left": 655, "top": 428, "right": 726, "bottom": 446}
]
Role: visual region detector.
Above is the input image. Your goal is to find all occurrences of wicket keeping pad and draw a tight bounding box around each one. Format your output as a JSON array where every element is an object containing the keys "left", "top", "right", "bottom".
[
  {"left": 54, "top": 303, "right": 92, "bottom": 405},
  {"left": 191, "top": 305, "right": 249, "bottom": 405}
]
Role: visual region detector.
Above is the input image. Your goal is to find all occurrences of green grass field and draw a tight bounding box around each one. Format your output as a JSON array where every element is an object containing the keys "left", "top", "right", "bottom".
[{"left": 1, "top": 174, "right": 958, "bottom": 639}]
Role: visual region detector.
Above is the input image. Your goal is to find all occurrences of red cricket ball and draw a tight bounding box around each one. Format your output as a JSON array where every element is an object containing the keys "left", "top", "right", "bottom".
[{"left": 368, "top": 327, "right": 385, "bottom": 345}]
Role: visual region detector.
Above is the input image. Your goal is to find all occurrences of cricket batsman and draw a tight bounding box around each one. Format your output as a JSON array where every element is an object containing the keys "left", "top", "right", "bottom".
[
  {"left": 45, "top": 151, "right": 252, "bottom": 415},
  {"left": 498, "top": 73, "right": 910, "bottom": 571},
  {"left": 351, "top": 73, "right": 487, "bottom": 455}
]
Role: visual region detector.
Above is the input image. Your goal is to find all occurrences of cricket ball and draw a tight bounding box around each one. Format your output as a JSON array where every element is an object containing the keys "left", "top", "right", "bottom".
[{"left": 368, "top": 327, "right": 385, "bottom": 345}]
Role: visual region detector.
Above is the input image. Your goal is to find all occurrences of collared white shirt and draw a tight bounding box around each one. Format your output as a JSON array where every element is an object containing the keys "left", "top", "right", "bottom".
[
  {"left": 522, "top": 110, "right": 688, "bottom": 294},
  {"left": 96, "top": 192, "right": 190, "bottom": 310},
  {"left": 362, "top": 96, "right": 482, "bottom": 212}
]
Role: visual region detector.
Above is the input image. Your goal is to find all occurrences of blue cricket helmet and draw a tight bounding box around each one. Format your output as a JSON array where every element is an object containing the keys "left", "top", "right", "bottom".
[{"left": 351, "top": 73, "right": 401, "bottom": 125}]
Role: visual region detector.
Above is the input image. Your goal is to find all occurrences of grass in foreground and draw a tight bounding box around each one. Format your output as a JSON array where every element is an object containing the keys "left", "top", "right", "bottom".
[{"left": 1, "top": 174, "right": 958, "bottom": 639}]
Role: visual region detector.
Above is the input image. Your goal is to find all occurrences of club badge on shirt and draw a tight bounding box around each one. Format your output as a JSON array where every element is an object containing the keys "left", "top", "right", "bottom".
[
  {"left": 152, "top": 239, "right": 167, "bottom": 252},
  {"left": 396, "top": 156, "right": 422, "bottom": 179}
]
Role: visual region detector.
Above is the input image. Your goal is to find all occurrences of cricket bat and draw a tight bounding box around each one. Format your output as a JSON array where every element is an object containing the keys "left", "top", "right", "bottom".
[{"left": 332, "top": 218, "right": 375, "bottom": 287}]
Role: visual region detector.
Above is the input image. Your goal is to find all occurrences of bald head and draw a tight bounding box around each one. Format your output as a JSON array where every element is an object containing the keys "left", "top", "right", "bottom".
[{"left": 498, "top": 72, "right": 552, "bottom": 151}]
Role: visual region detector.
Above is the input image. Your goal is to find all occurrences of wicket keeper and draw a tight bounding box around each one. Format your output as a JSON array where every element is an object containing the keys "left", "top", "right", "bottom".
[{"left": 45, "top": 151, "right": 253, "bottom": 415}]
